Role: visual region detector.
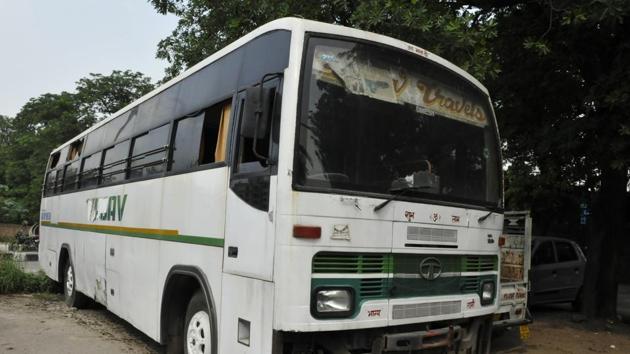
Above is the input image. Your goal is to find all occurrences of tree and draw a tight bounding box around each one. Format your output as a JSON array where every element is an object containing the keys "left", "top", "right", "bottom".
[
  {"left": 149, "top": 0, "right": 499, "bottom": 81},
  {"left": 75, "top": 70, "right": 154, "bottom": 122},
  {"left": 475, "top": 0, "right": 630, "bottom": 318},
  {"left": 1, "top": 93, "right": 84, "bottom": 222},
  {"left": 0, "top": 71, "right": 155, "bottom": 223}
]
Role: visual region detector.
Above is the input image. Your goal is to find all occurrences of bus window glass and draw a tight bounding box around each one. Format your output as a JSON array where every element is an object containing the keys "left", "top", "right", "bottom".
[
  {"left": 63, "top": 160, "right": 80, "bottom": 191},
  {"left": 44, "top": 170, "right": 57, "bottom": 196},
  {"left": 80, "top": 152, "right": 102, "bottom": 188},
  {"left": 236, "top": 87, "right": 276, "bottom": 173},
  {"left": 170, "top": 113, "right": 204, "bottom": 172},
  {"left": 54, "top": 168, "right": 64, "bottom": 194},
  {"left": 101, "top": 141, "right": 130, "bottom": 185},
  {"left": 130, "top": 124, "right": 169, "bottom": 179},
  {"left": 295, "top": 37, "right": 501, "bottom": 207},
  {"left": 170, "top": 99, "right": 231, "bottom": 172}
]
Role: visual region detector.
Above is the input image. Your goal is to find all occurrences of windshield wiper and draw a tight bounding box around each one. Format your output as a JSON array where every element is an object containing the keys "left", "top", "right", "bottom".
[{"left": 373, "top": 186, "right": 429, "bottom": 212}]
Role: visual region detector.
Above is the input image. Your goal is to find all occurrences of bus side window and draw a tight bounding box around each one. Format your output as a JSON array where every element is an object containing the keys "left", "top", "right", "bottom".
[
  {"left": 170, "top": 98, "right": 232, "bottom": 172},
  {"left": 54, "top": 168, "right": 64, "bottom": 194},
  {"left": 48, "top": 151, "right": 61, "bottom": 170},
  {"left": 63, "top": 160, "right": 81, "bottom": 191},
  {"left": 101, "top": 140, "right": 130, "bottom": 185},
  {"left": 80, "top": 152, "right": 102, "bottom": 188},
  {"left": 67, "top": 139, "right": 83, "bottom": 161},
  {"left": 129, "top": 124, "right": 170, "bottom": 179},
  {"left": 230, "top": 80, "right": 280, "bottom": 211},
  {"left": 44, "top": 170, "right": 57, "bottom": 196}
]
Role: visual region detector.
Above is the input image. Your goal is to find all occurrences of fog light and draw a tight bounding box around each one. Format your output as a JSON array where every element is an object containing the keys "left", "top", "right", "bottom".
[
  {"left": 312, "top": 288, "right": 354, "bottom": 318},
  {"left": 481, "top": 282, "right": 495, "bottom": 305}
]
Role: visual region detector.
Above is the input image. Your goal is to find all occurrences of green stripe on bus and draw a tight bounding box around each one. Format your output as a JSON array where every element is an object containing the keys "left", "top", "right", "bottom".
[{"left": 41, "top": 221, "right": 224, "bottom": 247}]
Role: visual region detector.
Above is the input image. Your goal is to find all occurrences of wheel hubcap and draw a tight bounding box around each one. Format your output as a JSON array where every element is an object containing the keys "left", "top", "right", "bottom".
[
  {"left": 187, "top": 311, "right": 211, "bottom": 354},
  {"left": 65, "top": 265, "right": 74, "bottom": 296}
]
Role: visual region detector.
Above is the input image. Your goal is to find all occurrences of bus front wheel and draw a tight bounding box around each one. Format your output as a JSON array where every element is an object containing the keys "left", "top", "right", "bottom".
[{"left": 184, "top": 290, "right": 212, "bottom": 354}]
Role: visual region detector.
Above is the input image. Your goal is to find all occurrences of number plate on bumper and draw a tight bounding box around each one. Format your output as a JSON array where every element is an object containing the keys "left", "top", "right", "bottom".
[{"left": 373, "top": 325, "right": 462, "bottom": 352}]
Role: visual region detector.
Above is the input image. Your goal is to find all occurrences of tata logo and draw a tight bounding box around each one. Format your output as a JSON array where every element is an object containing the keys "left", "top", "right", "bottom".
[{"left": 419, "top": 257, "right": 442, "bottom": 280}]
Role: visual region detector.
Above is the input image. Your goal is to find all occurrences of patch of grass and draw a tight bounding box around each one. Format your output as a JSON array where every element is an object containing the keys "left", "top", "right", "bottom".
[{"left": 0, "top": 258, "right": 56, "bottom": 294}]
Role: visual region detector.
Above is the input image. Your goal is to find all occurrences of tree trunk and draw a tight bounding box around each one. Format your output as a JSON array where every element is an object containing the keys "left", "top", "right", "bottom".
[{"left": 583, "top": 165, "right": 627, "bottom": 318}]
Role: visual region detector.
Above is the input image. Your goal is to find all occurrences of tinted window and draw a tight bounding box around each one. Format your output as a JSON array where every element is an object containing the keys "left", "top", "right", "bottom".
[
  {"left": 54, "top": 168, "right": 64, "bottom": 194},
  {"left": 533, "top": 241, "right": 555, "bottom": 266},
  {"left": 129, "top": 124, "right": 169, "bottom": 179},
  {"left": 63, "top": 160, "right": 80, "bottom": 191},
  {"left": 170, "top": 99, "right": 232, "bottom": 172},
  {"left": 101, "top": 141, "right": 130, "bottom": 185},
  {"left": 556, "top": 241, "right": 578, "bottom": 262},
  {"left": 235, "top": 86, "right": 276, "bottom": 174},
  {"left": 170, "top": 113, "right": 205, "bottom": 171},
  {"left": 44, "top": 170, "right": 57, "bottom": 197},
  {"left": 80, "top": 152, "right": 102, "bottom": 188}
]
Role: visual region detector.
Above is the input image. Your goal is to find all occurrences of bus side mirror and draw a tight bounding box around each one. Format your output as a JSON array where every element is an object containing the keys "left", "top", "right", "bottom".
[{"left": 242, "top": 86, "right": 273, "bottom": 140}]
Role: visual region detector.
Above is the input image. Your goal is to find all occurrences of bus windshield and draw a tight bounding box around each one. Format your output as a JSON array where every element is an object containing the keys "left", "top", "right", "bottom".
[{"left": 294, "top": 37, "right": 502, "bottom": 208}]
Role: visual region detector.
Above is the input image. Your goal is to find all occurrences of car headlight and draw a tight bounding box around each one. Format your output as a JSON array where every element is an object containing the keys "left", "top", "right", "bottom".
[
  {"left": 311, "top": 288, "right": 354, "bottom": 318},
  {"left": 481, "top": 281, "right": 495, "bottom": 305}
]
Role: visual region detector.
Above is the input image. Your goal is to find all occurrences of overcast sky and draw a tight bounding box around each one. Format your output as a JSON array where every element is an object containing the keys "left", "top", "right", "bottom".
[{"left": 0, "top": 0, "right": 179, "bottom": 117}]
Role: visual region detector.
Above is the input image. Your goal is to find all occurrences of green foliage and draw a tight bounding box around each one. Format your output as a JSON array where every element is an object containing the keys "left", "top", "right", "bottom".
[
  {"left": 75, "top": 70, "right": 154, "bottom": 121},
  {"left": 0, "top": 258, "right": 55, "bottom": 294},
  {"left": 149, "top": 0, "right": 499, "bottom": 81},
  {"left": 0, "top": 71, "right": 153, "bottom": 223}
]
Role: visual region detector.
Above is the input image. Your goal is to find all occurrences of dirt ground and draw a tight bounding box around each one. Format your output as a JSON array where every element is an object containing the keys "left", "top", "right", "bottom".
[
  {"left": 0, "top": 294, "right": 629, "bottom": 354},
  {"left": 0, "top": 294, "right": 161, "bottom": 354}
]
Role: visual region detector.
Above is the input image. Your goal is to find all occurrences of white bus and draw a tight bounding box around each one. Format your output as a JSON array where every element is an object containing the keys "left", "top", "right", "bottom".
[{"left": 39, "top": 18, "right": 503, "bottom": 354}]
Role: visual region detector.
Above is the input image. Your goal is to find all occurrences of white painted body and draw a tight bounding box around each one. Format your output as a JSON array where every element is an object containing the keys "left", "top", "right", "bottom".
[{"left": 40, "top": 18, "right": 503, "bottom": 353}]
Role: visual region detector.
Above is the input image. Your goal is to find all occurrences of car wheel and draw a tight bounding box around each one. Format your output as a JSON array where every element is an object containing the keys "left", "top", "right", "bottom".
[
  {"left": 63, "top": 261, "right": 89, "bottom": 308},
  {"left": 184, "top": 290, "right": 213, "bottom": 354}
]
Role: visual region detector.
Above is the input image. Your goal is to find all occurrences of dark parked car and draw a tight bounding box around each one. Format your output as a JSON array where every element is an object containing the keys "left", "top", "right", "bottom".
[{"left": 529, "top": 237, "right": 587, "bottom": 309}]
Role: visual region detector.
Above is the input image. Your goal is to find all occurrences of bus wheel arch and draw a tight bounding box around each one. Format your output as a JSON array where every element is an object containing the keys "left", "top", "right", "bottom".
[
  {"left": 58, "top": 243, "right": 89, "bottom": 308},
  {"left": 57, "top": 243, "right": 71, "bottom": 284},
  {"left": 161, "top": 266, "right": 217, "bottom": 354}
]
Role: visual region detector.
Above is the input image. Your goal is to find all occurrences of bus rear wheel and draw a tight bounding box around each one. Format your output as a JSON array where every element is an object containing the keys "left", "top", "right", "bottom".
[
  {"left": 184, "top": 290, "right": 212, "bottom": 354},
  {"left": 63, "top": 261, "right": 89, "bottom": 308}
]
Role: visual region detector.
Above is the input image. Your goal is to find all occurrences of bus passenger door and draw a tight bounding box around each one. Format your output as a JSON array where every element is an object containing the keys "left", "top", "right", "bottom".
[{"left": 223, "top": 79, "right": 281, "bottom": 281}]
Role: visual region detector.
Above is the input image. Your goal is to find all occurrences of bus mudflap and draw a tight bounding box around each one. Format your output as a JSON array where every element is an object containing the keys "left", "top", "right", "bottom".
[{"left": 372, "top": 325, "right": 462, "bottom": 353}]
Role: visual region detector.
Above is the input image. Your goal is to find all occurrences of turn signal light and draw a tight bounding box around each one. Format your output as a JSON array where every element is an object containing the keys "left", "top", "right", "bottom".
[{"left": 293, "top": 225, "right": 321, "bottom": 239}]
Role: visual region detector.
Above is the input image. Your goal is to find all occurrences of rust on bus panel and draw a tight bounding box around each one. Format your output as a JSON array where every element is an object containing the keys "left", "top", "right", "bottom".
[{"left": 86, "top": 194, "right": 127, "bottom": 222}]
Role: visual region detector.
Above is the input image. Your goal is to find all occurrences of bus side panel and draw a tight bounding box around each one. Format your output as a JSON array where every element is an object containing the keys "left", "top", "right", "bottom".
[
  {"left": 65, "top": 189, "right": 106, "bottom": 303},
  {"left": 157, "top": 168, "right": 229, "bottom": 341},
  {"left": 39, "top": 196, "right": 59, "bottom": 281},
  {"left": 219, "top": 273, "right": 274, "bottom": 353}
]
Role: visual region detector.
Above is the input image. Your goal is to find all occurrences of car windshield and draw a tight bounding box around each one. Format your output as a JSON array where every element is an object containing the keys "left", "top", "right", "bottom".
[{"left": 294, "top": 37, "right": 502, "bottom": 208}]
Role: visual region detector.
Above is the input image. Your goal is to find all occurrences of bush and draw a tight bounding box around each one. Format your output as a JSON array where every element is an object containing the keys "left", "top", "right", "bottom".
[{"left": 0, "top": 258, "right": 55, "bottom": 294}]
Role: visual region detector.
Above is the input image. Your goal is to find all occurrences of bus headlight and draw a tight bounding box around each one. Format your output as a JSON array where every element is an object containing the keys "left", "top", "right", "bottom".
[
  {"left": 312, "top": 288, "right": 354, "bottom": 317},
  {"left": 481, "top": 281, "right": 495, "bottom": 305}
]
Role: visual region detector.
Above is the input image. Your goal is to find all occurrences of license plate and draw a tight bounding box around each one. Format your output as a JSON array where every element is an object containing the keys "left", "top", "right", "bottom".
[{"left": 519, "top": 324, "right": 530, "bottom": 340}]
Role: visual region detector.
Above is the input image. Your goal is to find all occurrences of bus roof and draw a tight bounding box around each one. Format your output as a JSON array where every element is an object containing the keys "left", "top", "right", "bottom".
[{"left": 52, "top": 17, "right": 489, "bottom": 154}]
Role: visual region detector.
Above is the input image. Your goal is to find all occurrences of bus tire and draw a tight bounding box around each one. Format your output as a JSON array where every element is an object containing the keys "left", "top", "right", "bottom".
[
  {"left": 184, "top": 290, "right": 213, "bottom": 354},
  {"left": 63, "top": 261, "right": 89, "bottom": 308}
]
